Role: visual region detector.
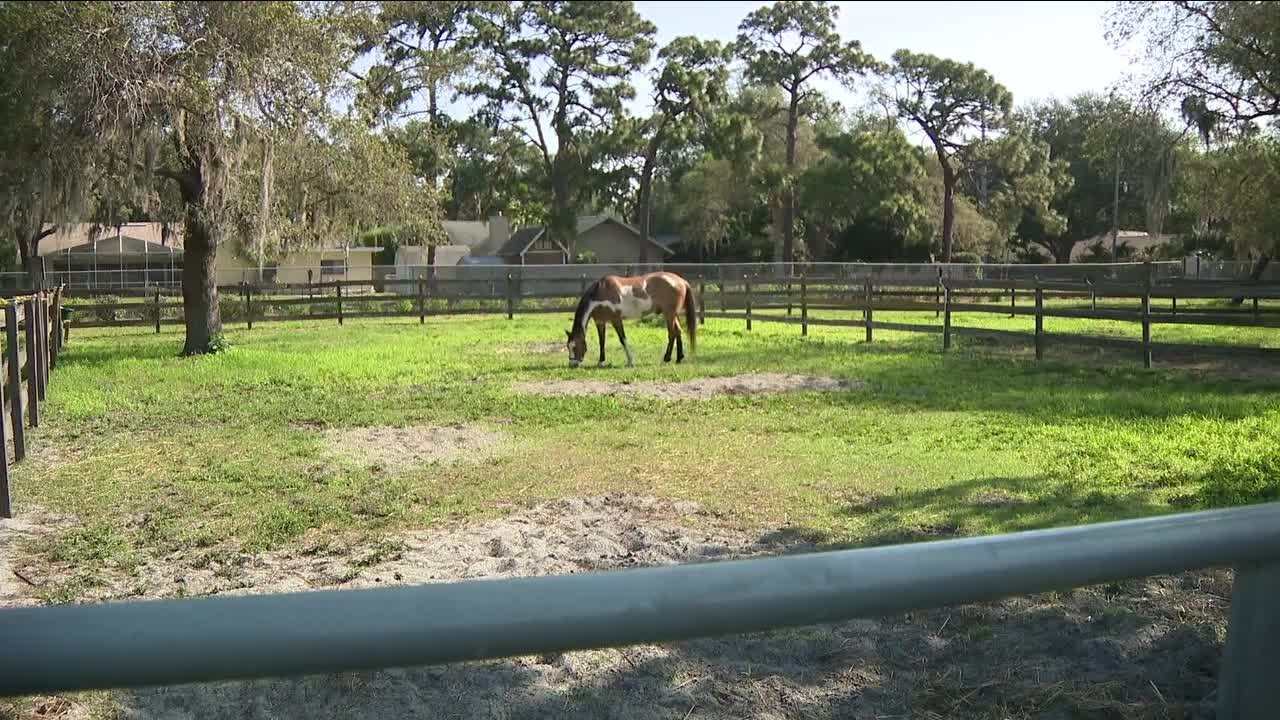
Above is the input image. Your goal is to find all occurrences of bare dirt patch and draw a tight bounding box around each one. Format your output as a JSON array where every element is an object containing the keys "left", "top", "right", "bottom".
[
  {"left": 498, "top": 340, "right": 564, "bottom": 355},
  {"left": 514, "top": 373, "right": 865, "bottom": 400},
  {"left": 3, "top": 495, "right": 1228, "bottom": 720},
  {"left": 0, "top": 507, "right": 80, "bottom": 609},
  {"left": 322, "top": 424, "right": 507, "bottom": 472}
]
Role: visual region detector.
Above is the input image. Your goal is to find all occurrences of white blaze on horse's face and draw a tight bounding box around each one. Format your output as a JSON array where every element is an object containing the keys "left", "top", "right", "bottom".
[{"left": 565, "top": 330, "right": 586, "bottom": 368}]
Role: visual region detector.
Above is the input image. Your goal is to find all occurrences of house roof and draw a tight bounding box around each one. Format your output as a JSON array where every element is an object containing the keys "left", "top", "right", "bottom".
[
  {"left": 40, "top": 223, "right": 183, "bottom": 255},
  {"left": 57, "top": 234, "right": 180, "bottom": 256},
  {"left": 459, "top": 254, "right": 506, "bottom": 265},
  {"left": 40, "top": 222, "right": 378, "bottom": 257},
  {"left": 495, "top": 214, "right": 674, "bottom": 257},
  {"left": 442, "top": 221, "right": 493, "bottom": 251},
  {"left": 579, "top": 214, "right": 674, "bottom": 256},
  {"left": 497, "top": 227, "right": 547, "bottom": 256},
  {"left": 654, "top": 234, "right": 683, "bottom": 250},
  {"left": 1070, "top": 230, "right": 1175, "bottom": 262}
]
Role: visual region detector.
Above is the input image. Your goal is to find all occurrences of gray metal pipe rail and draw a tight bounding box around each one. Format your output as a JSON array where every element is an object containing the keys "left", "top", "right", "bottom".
[{"left": 4, "top": 502, "right": 1280, "bottom": 718}]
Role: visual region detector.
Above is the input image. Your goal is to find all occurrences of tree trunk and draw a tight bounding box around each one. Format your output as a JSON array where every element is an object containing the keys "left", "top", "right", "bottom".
[
  {"left": 180, "top": 212, "right": 222, "bottom": 355},
  {"left": 941, "top": 164, "right": 956, "bottom": 263},
  {"left": 550, "top": 162, "right": 573, "bottom": 261},
  {"left": 15, "top": 230, "right": 36, "bottom": 289},
  {"left": 24, "top": 256, "right": 45, "bottom": 290},
  {"left": 1231, "top": 255, "right": 1272, "bottom": 305},
  {"left": 15, "top": 222, "right": 53, "bottom": 290},
  {"left": 637, "top": 130, "right": 663, "bottom": 266},
  {"left": 257, "top": 138, "right": 273, "bottom": 284},
  {"left": 1051, "top": 238, "right": 1073, "bottom": 264},
  {"left": 783, "top": 94, "right": 799, "bottom": 267}
]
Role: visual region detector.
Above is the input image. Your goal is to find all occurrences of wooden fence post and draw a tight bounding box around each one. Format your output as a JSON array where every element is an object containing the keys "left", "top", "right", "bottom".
[
  {"left": 1146, "top": 260, "right": 1157, "bottom": 366},
  {"left": 745, "top": 276, "right": 752, "bottom": 332},
  {"left": 943, "top": 282, "right": 952, "bottom": 352},
  {"left": 25, "top": 298, "right": 39, "bottom": 427},
  {"left": 0, "top": 343, "right": 8, "bottom": 518},
  {"left": 864, "top": 279, "right": 873, "bottom": 343},
  {"left": 1009, "top": 286, "right": 1016, "bottom": 318},
  {"left": 6, "top": 303, "right": 25, "bottom": 461},
  {"left": 154, "top": 286, "right": 162, "bottom": 334},
  {"left": 1253, "top": 297, "right": 1260, "bottom": 322},
  {"left": 698, "top": 281, "right": 706, "bottom": 326},
  {"left": 506, "top": 273, "right": 515, "bottom": 320},
  {"left": 57, "top": 290, "right": 64, "bottom": 356},
  {"left": 38, "top": 297, "right": 48, "bottom": 400},
  {"left": 307, "top": 270, "right": 314, "bottom": 317},
  {"left": 1034, "top": 280, "right": 1045, "bottom": 362},
  {"left": 786, "top": 279, "right": 793, "bottom": 316},
  {"left": 418, "top": 275, "right": 426, "bottom": 324},
  {"left": 1171, "top": 295, "right": 1177, "bottom": 317},
  {"left": 719, "top": 267, "right": 726, "bottom": 312},
  {"left": 800, "top": 274, "right": 808, "bottom": 337},
  {"left": 1217, "top": 560, "right": 1280, "bottom": 720},
  {"left": 337, "top": 283, "right": 344, "bottom": 326},
  {"left": 1141, "top": 290, "right": 1152, "bottom": 368},
  {"left": 49, "top": 291, "right": 61, "bottom": 368},
  {"left": 935, "top": 267, "right": 943, "bottom": 318},
  {"left": 1089, "top": 278, "right": 1096, "bottom": 311}
]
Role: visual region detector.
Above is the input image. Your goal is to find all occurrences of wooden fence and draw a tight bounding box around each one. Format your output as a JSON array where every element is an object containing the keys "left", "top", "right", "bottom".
[
  {"left": 62, "top": 266, "right": 1278, "bottom": 367},
  {"left": 0, "top": 288, "right": 66, "bottom": 518},
  {"left": 703, "top": 273, "right": 1279, "bottom": 367}
]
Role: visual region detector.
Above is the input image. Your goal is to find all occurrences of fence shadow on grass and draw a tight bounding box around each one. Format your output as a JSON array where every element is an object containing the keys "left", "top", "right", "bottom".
[{"left": 695, "top": 336, "right": 1280, "bottom": 422}]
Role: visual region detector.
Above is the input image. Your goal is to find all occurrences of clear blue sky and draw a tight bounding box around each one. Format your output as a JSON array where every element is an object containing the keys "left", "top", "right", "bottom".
[{"left": 631, "top": 0, "right": 1130, "bottom": 113}]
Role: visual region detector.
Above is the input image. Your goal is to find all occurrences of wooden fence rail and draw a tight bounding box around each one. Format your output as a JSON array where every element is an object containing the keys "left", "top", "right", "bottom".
[
  {"left": 59, "top": 267, "right": 1278, "bottom": 368},
  {"left": 0, "top": 287, "right": 65, "bottom": 518}
]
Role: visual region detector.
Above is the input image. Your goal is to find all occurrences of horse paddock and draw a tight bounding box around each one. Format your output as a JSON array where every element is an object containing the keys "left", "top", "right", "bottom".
[{"left": 2, "top": 313, "right": 1276, "bottom": 719}]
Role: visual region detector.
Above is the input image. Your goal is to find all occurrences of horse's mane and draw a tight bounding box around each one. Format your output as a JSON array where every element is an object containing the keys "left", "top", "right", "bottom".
[{"left": 571, "top": 279, "right": 600, "bottom": 336}]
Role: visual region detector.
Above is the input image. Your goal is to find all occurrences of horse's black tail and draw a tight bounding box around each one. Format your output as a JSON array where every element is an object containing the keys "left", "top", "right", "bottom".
[{"left": 684, "top": 281, "right": 697, "bottom": 353}]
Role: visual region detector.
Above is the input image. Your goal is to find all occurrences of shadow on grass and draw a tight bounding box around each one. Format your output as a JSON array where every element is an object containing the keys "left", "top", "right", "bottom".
[{"left": 697, "top": 334, "right": 1280, "bottom": 422}]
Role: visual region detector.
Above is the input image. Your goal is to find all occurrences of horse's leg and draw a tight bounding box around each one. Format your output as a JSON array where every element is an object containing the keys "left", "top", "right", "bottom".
[
  {"left": 663, "top": 310, "right": 676, "bottom": 363},
  {"left": 597, "top": 321, "right": 607, "bottom": 366},
  {"left": 612, "top": 318, "right": 633, "bottom": 367},
  {"left": 674, "top": 317, "right": 685, "bottom": 363}
]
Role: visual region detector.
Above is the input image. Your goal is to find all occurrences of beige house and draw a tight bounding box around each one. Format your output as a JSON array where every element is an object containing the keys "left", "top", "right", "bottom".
[
  {"left": 394, "top": 213, "right": 671, "bottom": 270},
  {"left": 39, "top": 222, "right": 380, "bottom": 286},
  {"left": 493, "top": 214, "right": 673, "bottom": 265},
  {"left": 394, "top": 215, "right": 512, "bottom": 272},
  {"left": 213, "top": 244, "right": 380, "bottom": 285}
]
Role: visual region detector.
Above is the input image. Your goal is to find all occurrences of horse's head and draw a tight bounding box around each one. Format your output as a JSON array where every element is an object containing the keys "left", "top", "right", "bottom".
[{"left": 565, "top": 328, "right": 587, "bottom": 368}]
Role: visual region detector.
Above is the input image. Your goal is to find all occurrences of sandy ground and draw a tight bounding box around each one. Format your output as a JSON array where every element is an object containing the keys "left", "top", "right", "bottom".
[
  {"left": 2, "top": 495, "right": 1228, "bottom": 720},
  {"left": 322, "top": 425, "right": 508, "bottom": 473},
  {"left": 498, "top": 341, "right": 565, "bottom": 355},
  {"left": 513, "top": 374, "right": 865, "bottom": 400}
]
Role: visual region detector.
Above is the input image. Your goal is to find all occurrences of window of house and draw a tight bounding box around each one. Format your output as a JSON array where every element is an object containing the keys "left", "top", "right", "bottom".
[{"left": 320, "top": 259, "right": 347, "bottom": 276}]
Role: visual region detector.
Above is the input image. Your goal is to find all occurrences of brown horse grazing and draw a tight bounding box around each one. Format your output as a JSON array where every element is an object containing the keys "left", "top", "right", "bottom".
[{"left": 565, "top": 271, "right": 697, "bottom": 368}]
